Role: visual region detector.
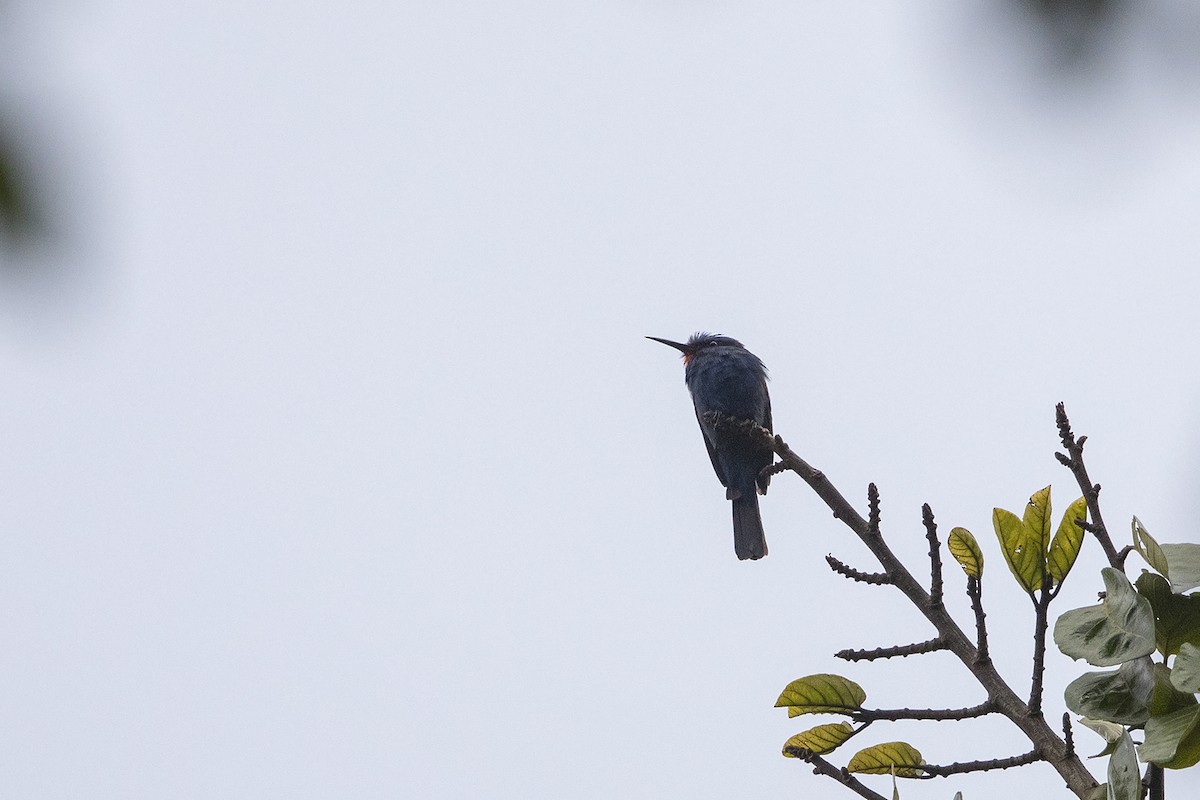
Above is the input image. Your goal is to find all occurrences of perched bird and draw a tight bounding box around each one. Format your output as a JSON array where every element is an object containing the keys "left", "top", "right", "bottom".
[{"left": 648, "top": 333, "right": 773, "bottom": 560}]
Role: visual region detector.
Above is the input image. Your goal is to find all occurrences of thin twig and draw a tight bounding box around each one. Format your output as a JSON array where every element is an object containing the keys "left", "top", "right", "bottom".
[
  {"left": 867, "top": 482, "right": 881, "bottom": 537},
  {"left": 850, "top": 701, "right": 994, "bottom": 722},
  {"left": 967, "top": 575, "right": 989, "bottom": 664},
  {"left": 826, "top": 554, "right": 892, "bottom": 585},
  {"left": 923, "top": 503, "right": 943, "bottom": 608},
  {"left": 837, "top": 637, "right": 947, "bottom": 662},
  {"left": 1055, "top": 402, "right": 1122, "bottom": 568},
  {"left": 1029, "top": 577, "right": 1053, "bottom": 718},
  {"left": 1062, "top": 713, "right": 1074, "bottom": 758},
  {"left": 920, "top": 749, "right": 1043, "bottom": 777},
  {"left": 764, "top": 461, "right": 789, "bottom": 479}
]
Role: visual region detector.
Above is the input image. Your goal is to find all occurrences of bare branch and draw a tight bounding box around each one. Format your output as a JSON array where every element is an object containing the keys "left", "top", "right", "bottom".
[
  {"left": 742, "top": 418, "right": 1100, "bottom": 798},
  {"left": 850, "top": 701, "right": 994, "bottom": 722},
  {"left": 966, "top": 575, "right": 990, "bottom": 664},
  {"left": 836, "top": 637, "right": 947, "bottom": 662},
  {"left": 1055, "top": 402, "right": 1123, "bottom": 568},
  {"left": 763, "top": 460, "right": 789, "bottom": 479},
  {"left": 1029, "top": 577, "right": 1053, "bottom": 717},
  {"left": 826, "top": 554, "right": 892, "bottom": 585},
  {"left": 920, "top": 749, "right": 1043, "bottom": 777},
  {"left": 867, "top": 482, "right": 881, "bottom": 537},
  {"left": 923, "top": 503, "right": 943, "bottom": 608}
]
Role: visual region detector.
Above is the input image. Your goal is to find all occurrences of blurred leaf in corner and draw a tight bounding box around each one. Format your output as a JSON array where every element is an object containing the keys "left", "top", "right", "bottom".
[
  {"left": 1015, "top": 0, "right": 1122, "bottom": 61},
  {"left": 0, "top": 123, "right": 45, "bottom": 253}
]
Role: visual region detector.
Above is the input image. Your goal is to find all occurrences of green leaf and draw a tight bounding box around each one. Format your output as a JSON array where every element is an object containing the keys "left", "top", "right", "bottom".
[
  {"left": 1136, "top": 572, "right": 1200, "bottom": 657},
  {"left": 1172, "top": 643, "right": 1200, "bottom": 693},
  {"left": 1064, "top": 657, "right": 1155, "bottom": 725},
  {"left": 1106, "top": 732, "right": 1140, "bottom": 800},
  {"left": 846, "top": 742, "right": 925, "bottom": 778},
  {"left": 1139, "top": 705, "right": 1200, "bottom": 769},
  {"left": 1054, "top": 568, "right": 1156, "bottom": 666},
  {"left": 1078, "top": 717, "right": 1126, "bottom": 757},
  {"left": 1149, "top": 662, "right": 1197, "bottom": 718},
  {"left": 1132, "top": 517, "right": 1170, "bottom": 579},
  {"left": 1023, "top": 486, "right": 1053, "bottom": 559},
  {"left": 776, "top": 674, "right": 866, "bottom": 718},
  {"left": 1134, "top": 521, "right": 1200, "bottom": 591},
  {"left": 1079, "top": 717, "right": 1126, "bottom": 742},
  {"left": 947, "top": 527, "right": 983, "bottom": 579},
  {"left": 1160, "top": 544, "right": 1200, "bottom": 593},
  {"left": 782, "top": 723, "right": 855, "bottom": 756},
  {"left": 993, "top": 507, "right": 1043, "bottom": 593},
  {"left": 1087, "top": 785, "right": 1108, "bottom": 800},
  {"left": 1048, "top": 496, "right": 1087, "bottom": 586}
]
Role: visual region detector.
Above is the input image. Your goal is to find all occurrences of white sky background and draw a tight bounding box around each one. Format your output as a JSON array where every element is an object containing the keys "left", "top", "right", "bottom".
[{"left": 2, "top": 2, "right": 1200, "bottom": 798}]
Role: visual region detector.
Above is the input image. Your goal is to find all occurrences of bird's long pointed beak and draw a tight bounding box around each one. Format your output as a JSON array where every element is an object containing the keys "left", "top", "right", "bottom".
[{"left": 646, "top": 336, "right": 691, "bottom": 354}]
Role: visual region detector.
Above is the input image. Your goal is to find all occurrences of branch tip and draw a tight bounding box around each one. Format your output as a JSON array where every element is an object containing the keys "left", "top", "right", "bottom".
[{"left": 826, "top": 554, "right": 891, "bottom": 585}]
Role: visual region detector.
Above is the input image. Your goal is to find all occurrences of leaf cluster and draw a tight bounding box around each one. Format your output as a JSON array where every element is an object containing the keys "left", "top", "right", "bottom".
[
  {"left": 777, "top": 674, "right": 927, "bottom": 780},
  {"left": 760, "top": 405, "right": 1197, "bottom": 799},
  {"left": 1055, "top": 520, "right": 1200, "bottom": 798},
  {"left": 990, "top": 487, "right": 1087, "bottom": 594},
  {"left": 776, "top": 485, "right": 1094, "bottom": 797}
]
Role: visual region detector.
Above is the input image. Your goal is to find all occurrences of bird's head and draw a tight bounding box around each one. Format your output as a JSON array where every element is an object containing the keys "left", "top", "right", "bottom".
[{"left": 646, "top": 332, "right": 745, "bottom": 364}]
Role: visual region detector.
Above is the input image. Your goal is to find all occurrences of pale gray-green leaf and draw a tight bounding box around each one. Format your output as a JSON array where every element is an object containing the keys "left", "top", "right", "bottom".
[
  {"left": 1160, "top": 543, "right": 1200, "bottom": 593},
  {"left": 1064, "top": 657, "right": 1154, "bottom": 725},
  {"left": 1106, "top": 733, "right": 1140, "bottom": 800},
  {"left": 1132, "top": 517, "right": 1169, "bottom": 578},
  {"left": 1172, "top": 643, "right": 1200, "bottom": 693},
  {"left": 1079, "top": 717, "right": 1126, "bottom": 756},
  {"left": 1054, "top": 568, "right": 1155, "bottom": 666},
  {"left": 1139, "top": 705, "right": 1200, "bottom": 769}
]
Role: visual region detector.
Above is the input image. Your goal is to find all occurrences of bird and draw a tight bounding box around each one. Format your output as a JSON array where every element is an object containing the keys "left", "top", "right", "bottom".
[{"left": 648, "top": 332, "right": 773, "bottom": 560}]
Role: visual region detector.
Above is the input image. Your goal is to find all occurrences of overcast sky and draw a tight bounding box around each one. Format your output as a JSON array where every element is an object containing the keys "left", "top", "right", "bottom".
[{"left": 2, "top": 3, "right": 1200, "bottom": 799}]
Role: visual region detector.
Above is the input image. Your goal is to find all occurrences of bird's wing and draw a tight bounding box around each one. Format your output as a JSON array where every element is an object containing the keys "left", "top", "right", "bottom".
[
  {"left": 757, "top": 385, "right": 774, "bottom": 495},
  {"left": 694, "top": 408, "right": 728, "bottom": 488}
]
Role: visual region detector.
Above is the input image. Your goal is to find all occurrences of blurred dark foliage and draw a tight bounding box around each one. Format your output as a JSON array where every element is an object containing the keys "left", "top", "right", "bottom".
[
  {"left": 1018, "top": 0, "right": 1121, "bottom": 62},
  {"left": 0, "top": 127, "right": 43, "bottom": 252}
]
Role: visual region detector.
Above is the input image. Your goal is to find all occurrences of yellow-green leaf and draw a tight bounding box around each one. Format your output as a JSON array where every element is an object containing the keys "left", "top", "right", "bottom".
[
  {"left": 1132, "top": 517, "right": 1169, "bottom": 579},
  {"left": 1023, "top": 486, "right": 1053, "bottom": 558},
  {"left": 947, "top": 527, "right": 983, "bottom": 579},
  {"left": 782, "top": 723, "right": 855, "bottom": 756},
  {"left": 1048, "top": 496, "right": 1087, "bottom": 585},
  {"left": 846, "top": 741, "right": 925, "bottom": 778},
  {"left": 775, "top": 674, "right": 866, "bottom": 718},
  {"left": 993, "top": 507, "right": 1043, "bottom": 593}
]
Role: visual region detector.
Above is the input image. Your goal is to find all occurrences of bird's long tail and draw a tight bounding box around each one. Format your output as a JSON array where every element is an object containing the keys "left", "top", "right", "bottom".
[{"left": 731, "top": 489, "right": 767, "bottom": 561}]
